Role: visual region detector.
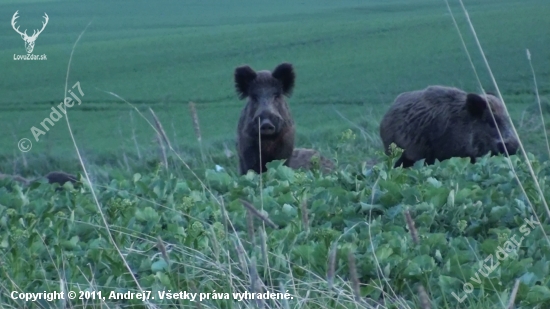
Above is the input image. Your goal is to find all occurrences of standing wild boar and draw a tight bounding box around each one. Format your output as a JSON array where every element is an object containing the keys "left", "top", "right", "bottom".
[
  {"left": 235, "top": 62, "right": 296, "bottom": 175},
  {"left": 379, "top": 85, "right": 519, "bottom": 168},
  {"left": 288, "top": 148, "right": 335, "bottom": 174}
]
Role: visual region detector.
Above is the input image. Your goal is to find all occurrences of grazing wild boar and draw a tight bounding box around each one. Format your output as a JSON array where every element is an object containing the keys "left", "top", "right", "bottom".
[
  {"left": 0, "top": 171, "right": 78, "bottom": 190},
  {"left": 379, "top": 85, "right": 519, "bottom": 168},
  {"left": 235, "top": 62, "right": 296, "bottom": 175},
  {"left": 287, "top": 148, "right": 335, "bottom": 174},
  {"left": 45, "top": 171, "right": 78, "bottom": 186}
]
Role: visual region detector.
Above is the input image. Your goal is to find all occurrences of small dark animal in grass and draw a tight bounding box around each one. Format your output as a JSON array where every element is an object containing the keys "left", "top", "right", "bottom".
[
  {"left": 379, "top": 85, "right": 520, "bottom": 168},
  {"left": 45, "top": 171, "right": 78, "bottom": 186},
  {"left": 287, "top": 148, "right": 335, "bottom": 174},
  {"left": 0, "top": 171, "right": 78, "bottom": 190},
  {"left": 45, "top": 171, "right": 80, "bottom": 191},
  {"left": 235, "top": 62, "right": 296, "bottom": 175}
]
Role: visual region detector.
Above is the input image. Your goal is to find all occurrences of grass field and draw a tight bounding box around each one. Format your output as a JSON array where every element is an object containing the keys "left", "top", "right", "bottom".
[
  {"left": 2, "top": 0, "right": 550, "bottom": 308},
  {"left": 1, "top": 0, "right": 550, "bottom": 162}
]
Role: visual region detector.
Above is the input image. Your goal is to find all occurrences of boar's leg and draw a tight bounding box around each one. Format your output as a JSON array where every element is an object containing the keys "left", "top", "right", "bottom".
[
  {"left": 424, "top": 153, "right": 436, "bottom": 166},
  {"left": 394, "top": 153, "right": 416, "bottom": 168},
  {"left": 239, "top": 149, "right": 261, "bottom": 175}
]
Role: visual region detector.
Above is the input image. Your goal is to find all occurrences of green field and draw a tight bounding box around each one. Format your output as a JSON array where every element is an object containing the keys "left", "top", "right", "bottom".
[
  {"left": 1, "top": 0, "right": 549, "bottom": 162},
  {"left": 2, "top": 0, "right": 550, "bottom": 308}
]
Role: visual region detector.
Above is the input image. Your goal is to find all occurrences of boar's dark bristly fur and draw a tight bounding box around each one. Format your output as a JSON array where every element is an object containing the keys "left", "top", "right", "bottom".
[
  {"left": 235, "top": 62, "right": 296, "bottom": 175},
  {"left": 45, "top": 171, "right": 78, "bottom": 188},
  {"left": 0, "top": 171, "right": 79, "bottom": 191},
  {"left": 380, "top": 85, "right": 520, "bottom": 168}
]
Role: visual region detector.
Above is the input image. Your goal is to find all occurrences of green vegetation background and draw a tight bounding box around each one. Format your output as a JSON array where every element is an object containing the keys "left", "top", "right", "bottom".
[{"left": 1, "top": 0, "right": 549, "bottom": 167}]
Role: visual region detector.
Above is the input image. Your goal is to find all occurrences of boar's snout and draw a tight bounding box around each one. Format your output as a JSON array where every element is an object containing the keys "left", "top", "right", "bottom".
[
  {"left": 496, "top": 140, "right": 519, "bottom": 156},
  {"left": 250, "top": 110, "right": 282, "bottom": 137},
  {"left": 259, "top": 118, "right": 276, "bottom": 135}
]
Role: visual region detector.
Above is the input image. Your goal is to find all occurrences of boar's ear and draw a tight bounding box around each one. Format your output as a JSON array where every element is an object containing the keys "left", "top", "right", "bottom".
[
  {"left": 234, "top": 65, "right": 257, "bottom": 99},
  {"left": 466, "top": 93, "right": 488, "bottom": 118},
  {"left": 272, "top": 62, "right": 295, "bottom": 96}
]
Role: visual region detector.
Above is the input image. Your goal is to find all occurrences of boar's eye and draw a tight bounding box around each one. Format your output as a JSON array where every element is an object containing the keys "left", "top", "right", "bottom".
[{"left": 489, "top": 117, "right": 504, "bottom": 130}]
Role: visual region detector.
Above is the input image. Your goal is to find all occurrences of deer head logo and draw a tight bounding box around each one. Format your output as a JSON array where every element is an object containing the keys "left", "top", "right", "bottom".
[{"left": 11, "top": 11, "right": 49, "bottom": 54}]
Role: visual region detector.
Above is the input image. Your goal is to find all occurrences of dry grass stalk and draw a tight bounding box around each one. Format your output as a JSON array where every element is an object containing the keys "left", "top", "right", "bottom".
[
  {"left": 188, "top": 102, "right": 202, "bottom": 142},
  {"left": 149, "top": 107, "right": 172, "bottom": 149},
  {"left": 404, "top": 210, "right": 419, "bottom": 245},
  {"left": 249, "top": 258, "right": 265, "bottom": 309},
  {"left": 149, "top": 108, "right": 170, "bottom": 170},
  {"left": 300, "top": 193, "right": 309, "bottom": 232},
  {"left": 327, "top": 243, "right": 337, "bottom": 290},
  {"left": 234, "top": 239, "right": 248, "bottom": 274},
  {"left": 240, "top": 199, "right": 278, "bottom": 229},
  {"left": 526, "top": 49, "right": 550, "bottom": 157},
  {"left": 348, "top": 252, "right": 361, "bottom": 302},
  {"left": 208, "top": 225, "right": 221, "bottom": 262},
  {"left": 259, "top": 226, "right": 268, "bottom": 267},
  {"left": 189, "top": 101, "right": 207, "bottom": 165},
  {"left": 507, "top": 279, "right": 520, "bottom": 309},
  {"left": 417, "top": 284, "right": 431, "bottom": 309},
  {"left": 246, "top": 209, "right": 256, "bottom": 241},
  {"left": 279, "top": 282, "right": 291, "bottom": 309},
  {"left": 156, "top": 236, "right": 170, "bottom": 267},
  {"left": 155, "top": 131, "right": 168, "bottom": 170}
]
